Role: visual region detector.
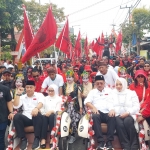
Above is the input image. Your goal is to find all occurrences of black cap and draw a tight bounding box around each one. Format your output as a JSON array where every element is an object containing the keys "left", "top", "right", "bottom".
[
  {"left": 82, "top": 59, "right": 86, "bottom": 63},
  {"left": 2, "top": 70, "right": 11, "bottom": 74},
  {"left": 95, "top": 75, "right": 105, "bottom": 81},
  {"left": 26, "top": 80, "right": 35, "bottom": 86}
]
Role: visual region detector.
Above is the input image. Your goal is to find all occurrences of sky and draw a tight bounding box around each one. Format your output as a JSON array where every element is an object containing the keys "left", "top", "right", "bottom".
[{"left": 33, "top": 0, "right": 150, "bottom": 41}]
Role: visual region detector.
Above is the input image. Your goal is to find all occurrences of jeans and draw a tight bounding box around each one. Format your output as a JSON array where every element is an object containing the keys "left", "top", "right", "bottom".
[{"left": 0, "top": 122, "right": 8, "bottom": 150}]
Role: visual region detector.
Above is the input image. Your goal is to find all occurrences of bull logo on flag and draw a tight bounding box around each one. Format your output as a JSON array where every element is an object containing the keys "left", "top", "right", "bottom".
[{"left": 36, "top": 27, "right": 47, "bottom": 43}]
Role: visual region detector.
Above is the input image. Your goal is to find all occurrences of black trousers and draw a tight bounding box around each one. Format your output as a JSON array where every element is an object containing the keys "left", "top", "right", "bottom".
[
  {"left": 116, "top": 116, "right": 139, "bottom": 150},
  {"left": 13, "top": 113, "right": 42, "bottom": 138},
  {"left": 146, "top": 117, "right": 150, "bottom": 126},
  {"left": 41, "top": 114, "right": 55, "bottom": 139},
  {"left": 92, "top": 111, "right": 115, "bottom": 143}
]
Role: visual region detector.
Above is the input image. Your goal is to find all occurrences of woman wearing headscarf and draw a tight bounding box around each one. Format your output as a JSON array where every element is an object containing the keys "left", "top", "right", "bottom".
[
  {"left": 112, "top": 78, "right": 140, "bottom": 150},
  {"left": 40, "top": 84, "right": 62, "bottom": 149}
]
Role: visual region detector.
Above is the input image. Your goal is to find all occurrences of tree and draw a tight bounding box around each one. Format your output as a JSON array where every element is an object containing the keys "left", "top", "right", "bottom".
[{"left": 122, "top": 7, "right": 150, "bottom": 54}]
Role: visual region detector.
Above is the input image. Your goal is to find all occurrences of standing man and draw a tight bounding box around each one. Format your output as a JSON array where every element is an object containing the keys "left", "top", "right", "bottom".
[
  {"left": 84, "top": 75, "right": 115, "bottom": 150},
  {"left": 41, "top": 67, "right": 64, "bottom": 95},
  {"left": 97, "top": 61, "right": 118, "bottom": 89},
  {"left": 0, "top": 84, "right": 13, "bottom": 150},
  {"left": 13, "top": 80, "right": 44, "bottom": 150}
]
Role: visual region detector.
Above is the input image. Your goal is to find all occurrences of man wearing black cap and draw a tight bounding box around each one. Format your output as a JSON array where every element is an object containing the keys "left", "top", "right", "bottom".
[
  {"left": 0, "top": 66, "right": 6, "bottom": 80},
  {"left": 84, "top": 75, "right": 115, "bottom": 150},
  {"left": 13, "top": 80, "right": 44, "bottom": 150}
]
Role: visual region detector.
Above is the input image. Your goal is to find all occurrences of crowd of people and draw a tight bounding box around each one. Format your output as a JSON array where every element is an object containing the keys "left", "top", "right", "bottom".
[{"left": 0, "top": 53, "right": 150, "bottom": 150}]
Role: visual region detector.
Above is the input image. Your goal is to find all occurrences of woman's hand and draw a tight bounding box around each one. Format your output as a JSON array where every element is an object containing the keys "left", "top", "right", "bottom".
[
  {"left": 16, "top": 87, "right": 24, "bottom": 95},
  {"left": 108, "top": 110, "right": 115, "bottom": 117},
  {"left": 45, "top": 111, "right": 53, "bottom": 117},
  {"left": 80, "top": 108, "right": 83, "bottom": 115},
  {"left": 120, "top": 112, "right": 129, "bottom": 118}
]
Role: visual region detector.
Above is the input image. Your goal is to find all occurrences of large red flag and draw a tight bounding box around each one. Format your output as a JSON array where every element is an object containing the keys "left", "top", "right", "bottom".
[
  {"left": 55, "top": 19, "right": 70, "bottom": 55},
  {"left": 23, "top": 5, "right": 34, "bottom": 49},
  {"left": 93, "top": 36, "right": 101, "bottom": 55},
  {"left": 84, "top": 36, "right": 89, "bottom": 57},
  {"left": 22, "top": 6, "right": 57, "bottom": 63},
  {"left": 115, "top": 31, "right": 122, "bottom": 53},
  {"left": 89, "top": 40, "right": 95, "bottom": 50},
  {"left": 74, "top": 31, "right": 81, "bottom": 58}
]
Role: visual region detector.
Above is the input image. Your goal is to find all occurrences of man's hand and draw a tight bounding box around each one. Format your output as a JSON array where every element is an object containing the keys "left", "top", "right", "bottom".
[
  {"left": 137, "top": 115, "right": 145, "bottom": 123},
  {"left": 108, "top": 110, "right": 115, "bottom": 117},
  {"left": 31, "top": 108, "right": 38, "bottom": 116},
  {"left": 8, "top": 113, "right": 14, "bottom": 120},
  {"left": 45, "top": 111, "right": 53, "bottom": 117},
  {"left": 16, "top": 87, "right": 24, "bottom": 95},
  {"left": 92, "top": 107, "right": 99, "bottom": 114},
  {"left": 120, "top": 112, "right": 129, "bottom": 118}
]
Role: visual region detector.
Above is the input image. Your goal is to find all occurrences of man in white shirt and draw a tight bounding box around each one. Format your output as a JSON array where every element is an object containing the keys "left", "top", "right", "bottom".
[
  {"left": 84, "top": 75, "right": 115, "bottom": 150},
  {"left": 41, "top": 67, "right": 64, "bottom": 95},
  {"left": 13, "top": 80, "right": 44, "bottom": 150},
  {"left": 96, "top": 61, "right": 118, "bottom": 89}
]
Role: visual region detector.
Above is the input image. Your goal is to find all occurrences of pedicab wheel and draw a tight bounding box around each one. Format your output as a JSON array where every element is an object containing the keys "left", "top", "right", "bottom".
[{"left": 59, "top": 137, "right": 68, "bottom": 150}]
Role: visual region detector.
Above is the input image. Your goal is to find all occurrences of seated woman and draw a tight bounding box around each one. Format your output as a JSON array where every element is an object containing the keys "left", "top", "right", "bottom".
[
  {"left": 40, "top": 84, "right": 62, "bottom": 149},
  {"left": 129, "top": 70, "right": 149, "bottom": 104},
  {"left": 112, "top": 78, "right": 140, "bottom": 150}
]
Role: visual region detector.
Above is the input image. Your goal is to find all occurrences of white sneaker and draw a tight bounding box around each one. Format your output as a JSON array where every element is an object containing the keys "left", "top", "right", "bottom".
[{"left": 68, "top": 136, "right": 76, "bottom": 144}]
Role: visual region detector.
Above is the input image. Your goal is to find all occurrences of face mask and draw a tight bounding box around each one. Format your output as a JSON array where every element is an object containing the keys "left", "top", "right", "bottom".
[
  {"left": 66, "top": 77, "right": 74, "bottom": 83},
  {"left": 82, "top": 77, "right": 89, "bottom": 83},
  {"left": 15, "top": 79, "right": 23, "bottom": 88}
]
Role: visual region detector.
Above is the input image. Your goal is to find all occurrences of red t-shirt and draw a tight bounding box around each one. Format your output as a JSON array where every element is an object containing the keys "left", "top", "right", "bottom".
[{"left": 129, "top": 83, "right": 150, "bottom": 102}]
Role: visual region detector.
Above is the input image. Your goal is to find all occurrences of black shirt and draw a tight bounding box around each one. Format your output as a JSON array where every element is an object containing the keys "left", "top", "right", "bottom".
[{"left": 0, "top": 84, "right": 12, "bottom": 123}]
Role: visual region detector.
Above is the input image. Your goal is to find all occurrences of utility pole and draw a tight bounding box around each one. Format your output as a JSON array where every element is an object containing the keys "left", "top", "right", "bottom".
[{"left": 120, "top": 5, "right": 132, "bottom": 55}]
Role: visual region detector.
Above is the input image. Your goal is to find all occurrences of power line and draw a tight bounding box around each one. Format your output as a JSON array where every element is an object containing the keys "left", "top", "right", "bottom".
[
  {"left": 69, "top": 0, "right": 106, "bottom": 16},
  {"left": 70, "top": 0, "right": 134, "bottom": 23}
]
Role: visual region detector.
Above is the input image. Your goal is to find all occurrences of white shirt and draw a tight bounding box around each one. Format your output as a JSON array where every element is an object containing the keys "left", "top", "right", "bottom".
[
  {"left": 114, "top": 66, "right": 120, "bottom": 74},
  {"left": 41, "top": 95, "right": 62, "bottom": 114},
  {"left": 42, "top": 74, "right": 64, "bottom": 89},
  {"left": 112, "top": 89, "right": 140, "bottom": 116},
  {"left": 13, "top": 92, "right": 44, "bottom": 119},
  {"left": 4, "top": 62, "right": 8, "bottom": 68},
  {"left": 96, "top": 68, "right": 118, "bottom": 89},
  {"left": 7, "top": 64, "right": 14, "bottom": 68},
  {"left": 84, "top": 88, "right": 114, "bottom": 113}
]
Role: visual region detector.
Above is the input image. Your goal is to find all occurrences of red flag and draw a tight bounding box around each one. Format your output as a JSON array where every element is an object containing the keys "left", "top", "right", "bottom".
[
  {"left": 84, "top": 36, "right": 89, "bottom": 57},
  {"left": 89, "top": 40, "right": 95, "bottom": 50},
  {"left": 23, "top": 5, "right": 34, "bottom": 49},
  {"left": 55, "top": 19, "right": 70, "bottom": 55},
  {"left": 22, "top": 6, "right": 57, "bottom": 63},
  {"left": 74, "top": 31, "right": 81, "bottom": 58},
  {"left": 93, "top": 36, "right": 101, "bottom": 55},
  {"left": 115, "top": 31, "right": 122, "bottom": 53},
  {"left": 99, "top": 32, "right": 104, "bottom": 57}
]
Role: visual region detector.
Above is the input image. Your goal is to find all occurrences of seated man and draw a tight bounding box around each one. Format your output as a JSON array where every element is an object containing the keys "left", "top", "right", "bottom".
[
  {"left": 84, "top": 75, "right": 115, "bottom": 150},
  {"left": 13, "top": 80, "right": 44, "bottom": 150}
]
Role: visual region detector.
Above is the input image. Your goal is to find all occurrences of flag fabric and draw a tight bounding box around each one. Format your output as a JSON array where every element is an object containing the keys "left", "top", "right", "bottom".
[
  {"left": 22, "top": 6, "right": 57, "bottom": 63},
  {"left": 15, "top": 30, "right": 25, "bottom": 63},
  {"left": 89, "top": 40, "right": 95, "bottom": 50},
  {"left": 84, "top": 36, "right": 89, "bottom": 57},
  {"left": 132, "top": 33, "right": 137, "bottom": 46},
  {"left": 93, "top": 36, "right": 101, "bottom": 55},
  {"left": 121, "top": 44, "right": 127, "bottom": 56},
  {"left": 115, "top": 31, "right": 122, "bottom": 53},
  {"left": 55, "top": 19, "right": 70, "bottom": 56},
  {"left": 23, "top": 5, "right": 34, "bottom": 49},
  {"left": 74, "top": 31, "right": 81, "bottom": 58},
  {"left": 99, "top": 32, "right": 104, "bottom": 57}
]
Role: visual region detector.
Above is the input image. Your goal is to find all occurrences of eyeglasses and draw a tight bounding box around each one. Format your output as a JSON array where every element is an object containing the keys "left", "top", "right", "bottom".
[
  {"left": 137, "top": 75, "right": 144, "bottom": 78},
  {"left": 48, "top": 90, "right": 54, "bottom": 92},
  {"left": 33, "top": 75, "right": 39, "bottom": 78},
  {"left": 144, "top": 65, "right": 150, "bottom": 67}
]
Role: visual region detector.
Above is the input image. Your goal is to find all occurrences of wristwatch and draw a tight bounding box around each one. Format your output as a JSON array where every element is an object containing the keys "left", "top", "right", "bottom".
[{"left": 16, "top": 94, "right": 22, "bottom": 96}]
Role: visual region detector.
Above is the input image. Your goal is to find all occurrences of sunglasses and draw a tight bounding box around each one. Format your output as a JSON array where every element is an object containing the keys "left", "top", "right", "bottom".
[
  {"left": 33, "top": 75, "right": 39, "bottom": 78},
  {"left": 48, "top": 90, "right": 54, "bottom": 92},
  {"left": 137, "top": 75, "right": 144, "bottom": 78}
]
